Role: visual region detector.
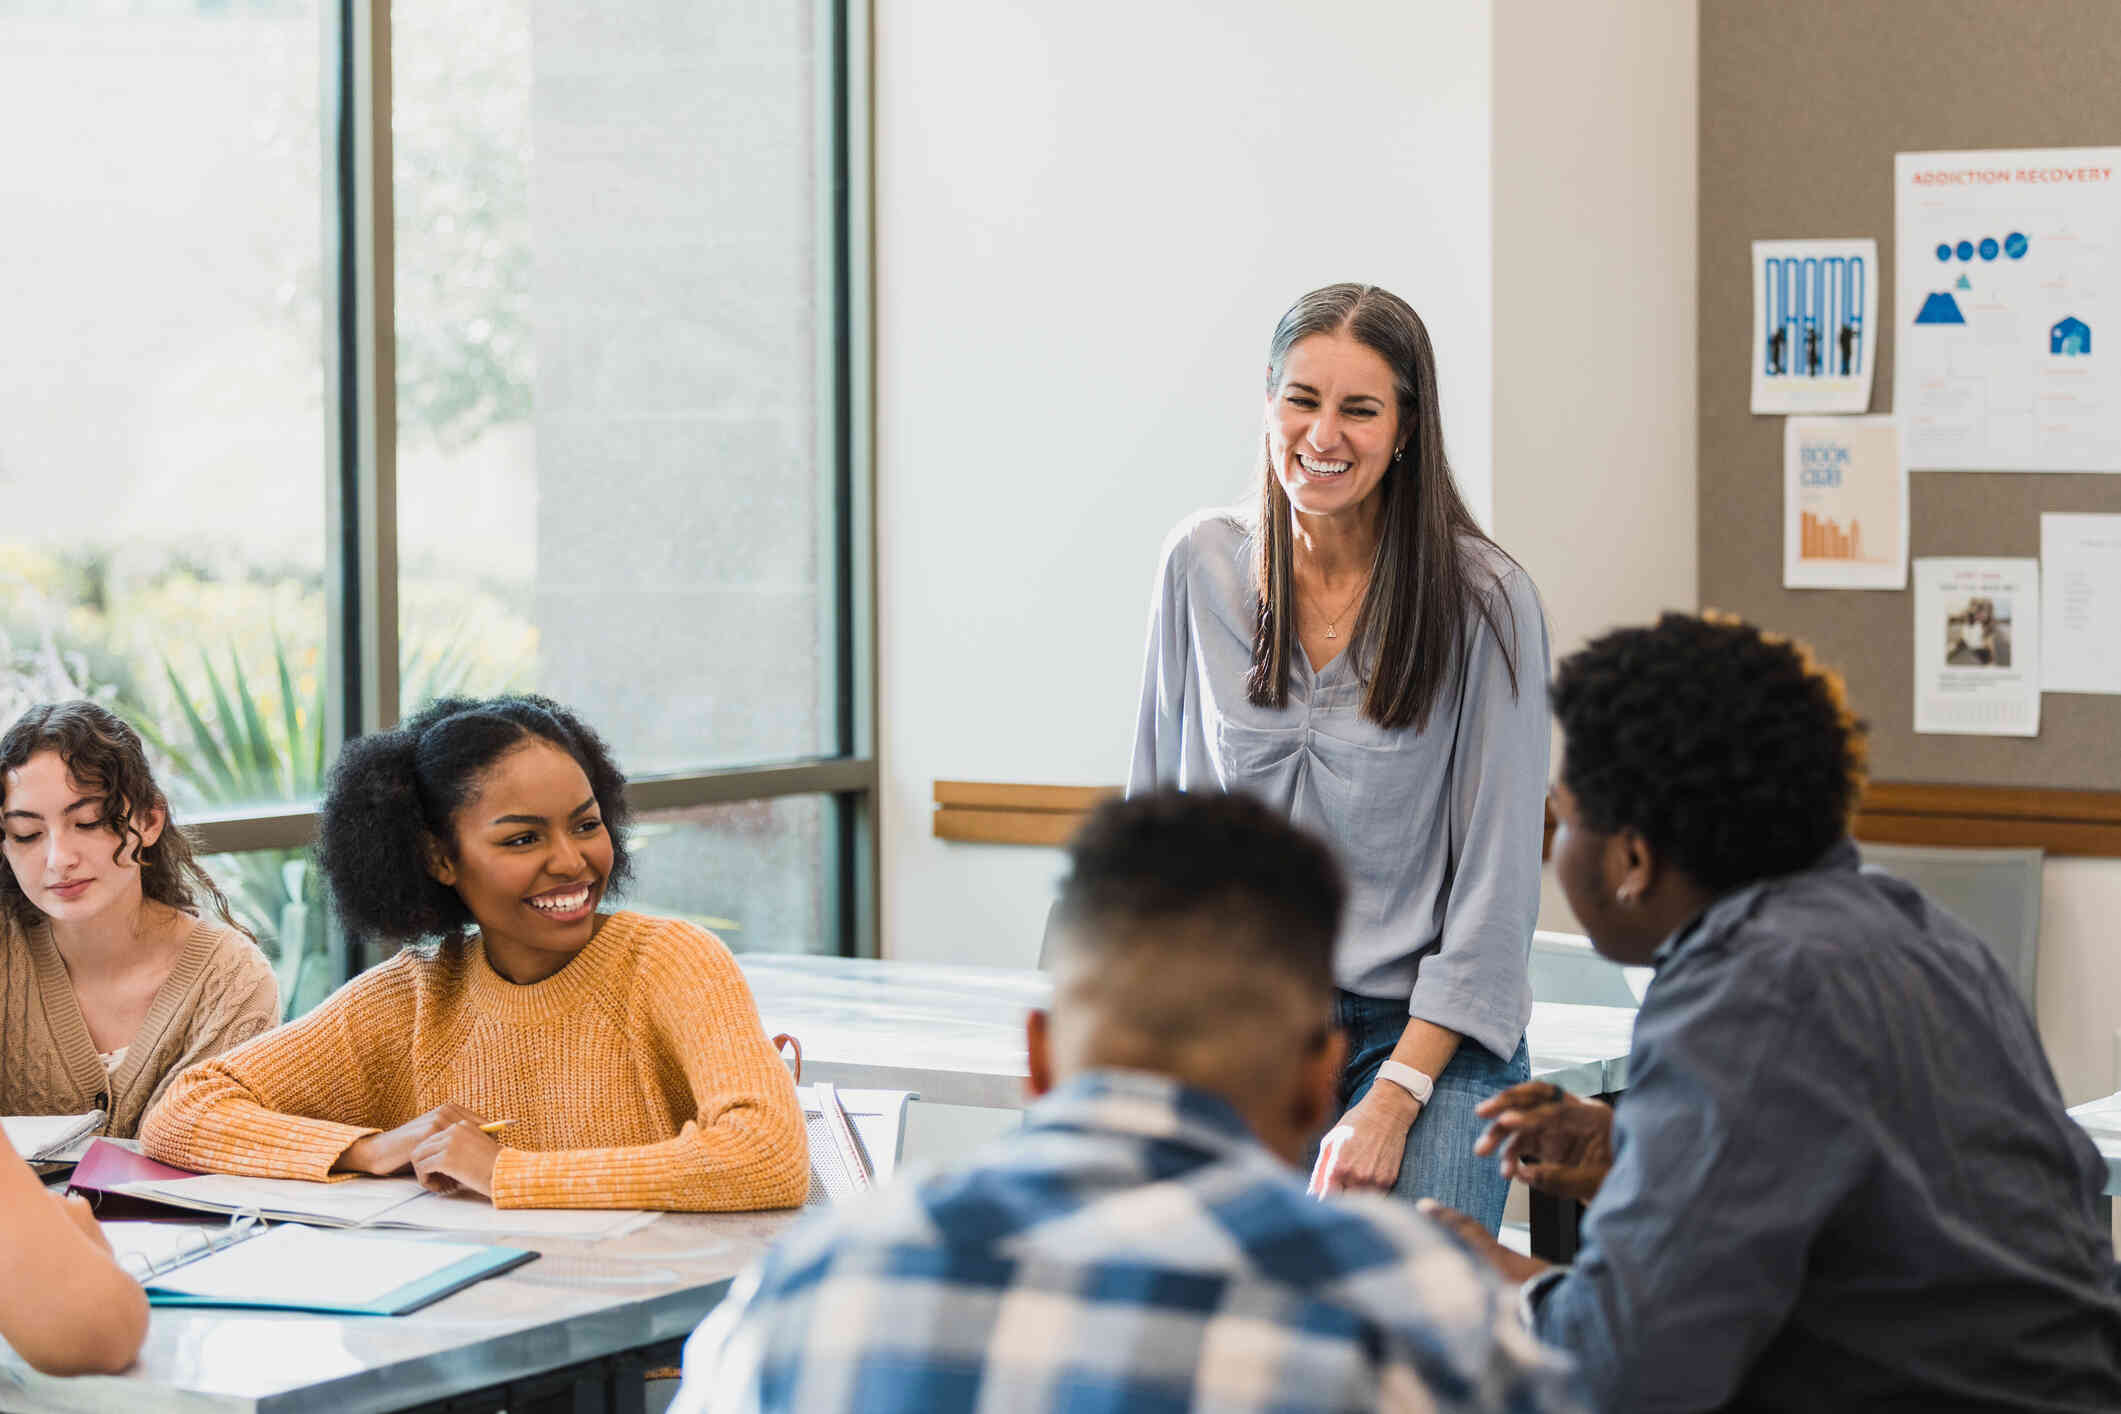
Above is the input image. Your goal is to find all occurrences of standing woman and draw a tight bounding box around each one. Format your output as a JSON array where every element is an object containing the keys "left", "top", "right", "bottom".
[
  {"left": 1130, "top": 283, "right": 1549, "bottom": 1229},
  {"left": 0, "top": 701, "right": 279, "bottom": 1137}
]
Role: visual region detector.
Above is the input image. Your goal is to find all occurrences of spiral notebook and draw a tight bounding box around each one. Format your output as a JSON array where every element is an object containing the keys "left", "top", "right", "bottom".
[{"left": 103, "top": 1218, "right": 536, "bottom": 1316}]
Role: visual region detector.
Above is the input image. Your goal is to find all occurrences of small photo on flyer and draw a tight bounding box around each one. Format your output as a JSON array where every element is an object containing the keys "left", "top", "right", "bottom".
[{"left": 1913, "top": 558, "right": 2041, "bottom": 737}]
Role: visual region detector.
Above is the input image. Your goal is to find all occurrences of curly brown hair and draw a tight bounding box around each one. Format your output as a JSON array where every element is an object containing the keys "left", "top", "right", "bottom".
[{"left": 0, "top": 701, "right": 242, "bottom": 935}]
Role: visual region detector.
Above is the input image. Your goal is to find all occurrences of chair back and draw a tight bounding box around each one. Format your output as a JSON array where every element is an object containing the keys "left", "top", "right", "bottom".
[
  {"left": 1857, "top": 842, "right": 2043, "bottom": 1011},
  {"left": 1530, "top": 930, "right": 1651, "bottom": 1008}
]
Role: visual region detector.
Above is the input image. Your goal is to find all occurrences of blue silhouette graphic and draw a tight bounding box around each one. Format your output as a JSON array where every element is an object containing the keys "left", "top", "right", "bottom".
[
  {"left": 2005, "top": 232, "right": 2028, "bottom": 259},
  {"left": 1978, "top": 237, "right": 1999, "bottom": 260},
  {"left": 1763, "top": 253, "right": 1866, "bottom": 378},
  {"left": 1936, "top": 243, "right": 1953, "bottom": 262},
  {"left": 2052, "top": 316, "right": 2091, "bottom": 356},
  {"left": 1916, "top": 292, "right": 1967, "bottom": 325},
  {"left": 1956, "top": 240, "right": 1975, "bottom": 261}
]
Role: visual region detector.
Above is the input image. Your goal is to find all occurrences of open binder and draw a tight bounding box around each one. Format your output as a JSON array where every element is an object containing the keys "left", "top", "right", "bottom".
[{"left": 103, "top": 1218, "right": 536, "bottom": 1316}]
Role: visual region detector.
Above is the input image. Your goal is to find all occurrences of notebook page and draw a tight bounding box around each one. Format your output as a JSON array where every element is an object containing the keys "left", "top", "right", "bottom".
[
  {"left": 146, "top": 1227, "right": 488, "bottom": 1307},
  {"left": 121, "top": 1173, "right": 429, "bottom": 1226},
  {"left": 101, "top": 1221, "right": 239, "bottom": 1280},
  {"left": 3, "top": 1113, "right": 104, "bottom": 1162}
]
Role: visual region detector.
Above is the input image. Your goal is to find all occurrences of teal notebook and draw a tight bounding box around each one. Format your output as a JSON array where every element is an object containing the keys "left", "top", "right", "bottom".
[{"left": 106, "top": 1220, "right": 536, "bottom": 1316}]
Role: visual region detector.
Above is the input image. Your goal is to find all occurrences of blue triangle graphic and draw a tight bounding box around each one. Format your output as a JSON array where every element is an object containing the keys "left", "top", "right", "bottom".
[{"left": 1915, "top": 291, "right": 1966, "bottom": 325}]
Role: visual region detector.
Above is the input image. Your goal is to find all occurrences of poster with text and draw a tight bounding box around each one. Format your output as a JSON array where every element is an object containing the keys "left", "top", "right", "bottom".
[
  {"left": 1783, "top": 416, "right": 1905, "bottom": 589},
  {"left": 1751, "top": 239, "right": 1879, "bottom": 413},
  {"left": 1895, "top": 148, "right": 2121, "bottom": 472},
  {"left": 1913, "top": 558, "right": 2041, "bottom": 737},
  {"left": 2041, "top": 513, "right": 2121, "bottom": 694}
]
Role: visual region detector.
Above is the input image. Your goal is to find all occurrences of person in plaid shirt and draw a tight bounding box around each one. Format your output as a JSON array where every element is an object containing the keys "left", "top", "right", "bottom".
[{"left": 672, "top": 789, "right": 1581, "bottom": 1414}]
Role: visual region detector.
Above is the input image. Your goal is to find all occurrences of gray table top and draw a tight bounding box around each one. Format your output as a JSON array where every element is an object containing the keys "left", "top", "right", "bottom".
[
  {"left": 739, "top": 954, "right": 1639, "bottom": 1106},
  {"left": 0, "top": 1207, "right": 798, "bottom": 1414},
  {"left": 2067, "top": 1091, "right": 2121, "bottom": 1197}
]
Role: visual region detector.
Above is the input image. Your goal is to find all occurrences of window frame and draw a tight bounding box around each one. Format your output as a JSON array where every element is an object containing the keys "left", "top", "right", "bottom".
[{"left": 190, "top": 0, "right": 878, "bottom": 964}]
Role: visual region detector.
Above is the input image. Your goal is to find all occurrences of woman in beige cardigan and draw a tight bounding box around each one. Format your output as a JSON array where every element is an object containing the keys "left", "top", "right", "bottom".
[{"left": 1, "top": 701, "right": 277, "bottom": 1137}]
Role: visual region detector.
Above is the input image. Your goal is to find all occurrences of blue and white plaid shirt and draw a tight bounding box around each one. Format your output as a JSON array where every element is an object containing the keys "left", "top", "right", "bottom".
[{"left": 673, "top": 1069, "right": 1582, "bottom": 1414}]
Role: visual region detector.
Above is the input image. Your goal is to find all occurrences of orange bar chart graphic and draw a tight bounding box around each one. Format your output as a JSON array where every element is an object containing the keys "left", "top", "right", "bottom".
[{"left": 1800, "top": 511, "right": 1868, "bottom": 561}]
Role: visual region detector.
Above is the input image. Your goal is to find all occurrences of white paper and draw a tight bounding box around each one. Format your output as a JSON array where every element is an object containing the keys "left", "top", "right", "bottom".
[
  {"left": 1752, "top": 239, "right": 1879, "bottom": 414},
  {"left": 2041, "top": 513, "right": 2121, "bottom": 693},
  {"left": 2, "top": 1112, "right": 103, "bottom": 1162},
  {"left": 146, "top": 1226, "right": 487, "bottom": 1307},
  {"left": 121, "top": 1173, "right": 430, "bottom": 1227},
  {"left": 1895, "top": 149, "right": 2121, "bottom": 472},
  {"left": 118, "top": 1171, "right": 655, "bottom": 1240},
  {"left": 1914, "top": 558, "right": 2042, "bottom": 736},
  {"left": 379, "top": 1192, "right": 658, "bottom": 1240},
  {"left": 1783, "top": 416, "right": 1907, "bottom": 588}
]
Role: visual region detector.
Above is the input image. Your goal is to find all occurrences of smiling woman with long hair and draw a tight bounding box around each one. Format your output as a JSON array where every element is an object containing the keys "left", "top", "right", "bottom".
[
  {"left": 1, "top": 701, "right": 277, "bottom": 1138},
  {"left": 1131, "top": 283, "right": 1550, "bottom": 1231},
  {"left": 140, "top": 695, "right": 808, "bottom": 1211}
]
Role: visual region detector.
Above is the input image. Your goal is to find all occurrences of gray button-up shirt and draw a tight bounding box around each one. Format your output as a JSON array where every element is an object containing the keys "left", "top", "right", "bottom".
[
  {"left": 1532, "top": 840, "right": 2121, "bottom": 1412},
  {"left": 1128, "top": 509, "right": 1551, "bottom": 1061}
]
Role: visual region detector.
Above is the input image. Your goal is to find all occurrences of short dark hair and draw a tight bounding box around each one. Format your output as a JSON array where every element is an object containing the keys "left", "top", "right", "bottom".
[
  {"left": 1552, "top": 612, "right": 1868, "bottom": 892},
  {"left": 314, "top": 695, "right": 634, "bottom": 943},
  {"left": 1052, "top": 788, "right": 1344, "bottom": 991}
]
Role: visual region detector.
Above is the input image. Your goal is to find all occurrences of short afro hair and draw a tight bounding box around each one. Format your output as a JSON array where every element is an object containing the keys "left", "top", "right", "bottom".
[
  {"left": 315, "top": 695, "right": 634, "bottom": 943},
  {"left": 1053, "top": 787, "right": 1345, "bottom": 994},
  {"left": 1552, "top": 612, "right": 1868, "bottom": 892}
]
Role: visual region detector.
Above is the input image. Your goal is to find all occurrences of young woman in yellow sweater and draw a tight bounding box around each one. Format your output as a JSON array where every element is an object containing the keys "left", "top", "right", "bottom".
[
  {"left": 2, "top": 701, "right": 279, "bottom": 1137},
  {"left": 141, "top": 695, "right": 809, "bottom": 1211}
]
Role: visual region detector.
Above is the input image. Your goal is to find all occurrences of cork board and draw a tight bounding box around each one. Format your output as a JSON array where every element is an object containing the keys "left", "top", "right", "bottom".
[{"left": 1699, "top": 0, "right": 2121, "bottom": 791}]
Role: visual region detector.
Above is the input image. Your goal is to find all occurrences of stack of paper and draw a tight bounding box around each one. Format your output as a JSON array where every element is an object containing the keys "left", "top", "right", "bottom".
[{"left": 70, "top": 1143, "right": 656, "bottom": 1240}]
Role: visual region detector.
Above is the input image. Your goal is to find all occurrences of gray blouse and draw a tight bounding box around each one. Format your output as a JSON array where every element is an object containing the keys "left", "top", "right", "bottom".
[{"left": 1128, "top": 510, "right": 1550, "bottom": 1061}]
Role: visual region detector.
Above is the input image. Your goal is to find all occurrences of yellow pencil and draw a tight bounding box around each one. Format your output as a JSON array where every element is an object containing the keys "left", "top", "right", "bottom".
[{"left": 478, "top": 1119, "right": 516, "bottom": 1135}]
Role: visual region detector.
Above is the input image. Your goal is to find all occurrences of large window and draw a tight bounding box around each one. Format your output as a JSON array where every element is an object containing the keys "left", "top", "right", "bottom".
[{"left": 0, "top": 0, "right": 873, "bottom": 999}]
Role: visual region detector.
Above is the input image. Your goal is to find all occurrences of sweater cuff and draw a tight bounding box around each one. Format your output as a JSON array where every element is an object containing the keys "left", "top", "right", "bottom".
[
  {"left": 490, "top": 1146, "right": 575, "bottom": 1209},
  {"left": 214, "top": 1114, "right": 378, "bottom": 1181}
]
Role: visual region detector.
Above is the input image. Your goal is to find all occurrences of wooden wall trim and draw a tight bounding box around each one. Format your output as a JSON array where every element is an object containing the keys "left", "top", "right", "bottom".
[
  {"left": 1853, "top": 783, "right": 2121, "bottom": 857},
  {"left": 932, "top": 781, "right": 1118, "bottom": 847},
  {"left": 933, "top": 780, "right": 2121, "bottom": 859}
]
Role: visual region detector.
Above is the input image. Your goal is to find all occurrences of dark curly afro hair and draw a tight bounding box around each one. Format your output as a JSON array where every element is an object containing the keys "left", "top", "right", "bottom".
[
  {"left": 315, "top": 695, "right": 634, "bottom": 944},
  {"left": 1552, "top": 612, "right": 1868, "bottom": 893}
]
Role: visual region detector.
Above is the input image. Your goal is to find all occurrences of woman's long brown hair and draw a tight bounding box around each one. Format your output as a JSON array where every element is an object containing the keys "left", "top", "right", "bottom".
[
  {"left": 0, "top": 701, "right": 243, "bottom": 935},
  {"left": 1246, "top": 283, "right": 1522, "bottom": 731}
]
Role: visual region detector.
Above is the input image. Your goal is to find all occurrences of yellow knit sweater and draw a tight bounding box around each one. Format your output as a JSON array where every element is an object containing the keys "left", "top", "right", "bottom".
[{"left": 139, "top": 911, "right": 808, "bottom": 1211}]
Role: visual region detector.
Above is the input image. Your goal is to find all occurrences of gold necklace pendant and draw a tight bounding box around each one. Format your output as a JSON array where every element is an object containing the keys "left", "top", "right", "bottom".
[{"left": 1326, "top": 623, "right": 1339, "bottom": 639}]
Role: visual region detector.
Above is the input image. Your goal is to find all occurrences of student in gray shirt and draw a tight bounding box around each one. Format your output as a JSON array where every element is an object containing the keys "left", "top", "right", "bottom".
[
  {"left": 1131, "top": 282, "right": 1550, "bottom": 1231},
  {"left": 1427, "top": 612, "right": 2121, "bottom": 1412}
]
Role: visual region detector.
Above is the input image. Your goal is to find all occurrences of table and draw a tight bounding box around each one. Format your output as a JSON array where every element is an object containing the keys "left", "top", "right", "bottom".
[
  {"left": 0, "top": 1207, "right": 800, "bottom": 1414},
  {"left": 739, "top": 954, "right": 1638, "bottom": 1106},
  {"left": 740, "top": 954, "right": 1638, "bottom": 1261},
  {"left": 2066, "top": 1092, "right": 2121, "bottom": 1233}
]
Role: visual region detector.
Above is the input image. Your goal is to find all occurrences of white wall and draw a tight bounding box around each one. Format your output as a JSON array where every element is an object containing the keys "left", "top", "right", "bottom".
[
  {"left": 874, "top": 0, "right": 1496, "bottom": 964},
  {"left": 1487, "top": 0, "right": 1698, "bottom": 936}
]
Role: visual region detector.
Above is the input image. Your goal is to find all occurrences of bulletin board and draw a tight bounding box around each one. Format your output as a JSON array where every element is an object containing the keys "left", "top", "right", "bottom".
[{"left": 1699, "top": 0, "right": 2121, "bottom": 836}]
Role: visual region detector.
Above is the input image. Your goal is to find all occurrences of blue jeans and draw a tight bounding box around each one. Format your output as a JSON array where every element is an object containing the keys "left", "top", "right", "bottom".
[{"left": 1328, "top": 989, "right": 1530, "bottom": 1232}]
